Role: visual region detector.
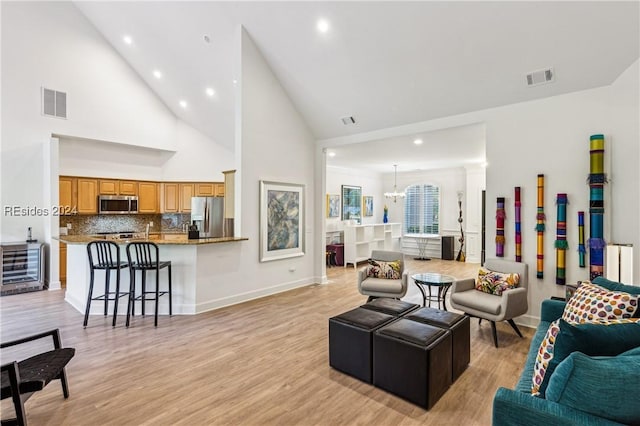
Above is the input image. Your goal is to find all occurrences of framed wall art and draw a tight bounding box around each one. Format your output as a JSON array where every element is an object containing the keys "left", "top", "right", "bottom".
[
  {"left": 327, "top": 194, "right": 340, "bottom": 218},
  {"left": 341, "top": 185, "right": 362, "bottom": 222},
  {"left": 363, "top": 196, "right": 374, "bottom": 216},
  {"left": 259, "top": 180, "right": 305, "bottom": 262}
]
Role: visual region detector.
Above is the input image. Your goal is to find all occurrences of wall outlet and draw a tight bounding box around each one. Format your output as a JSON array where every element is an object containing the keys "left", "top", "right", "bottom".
[
  {"left": 66, "top": 223, "right": 72, "bottom": 229},
  {"left": 289, "top": 267, "right": 296, "bottom": 272},
  {"left": 149, "top": 221, "right": 153, "bottom": 227}
]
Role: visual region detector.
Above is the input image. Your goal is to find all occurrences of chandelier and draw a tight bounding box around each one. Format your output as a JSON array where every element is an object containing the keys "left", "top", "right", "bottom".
[{"left": 384, "top": 164, "right": 406, "bottom": 202}]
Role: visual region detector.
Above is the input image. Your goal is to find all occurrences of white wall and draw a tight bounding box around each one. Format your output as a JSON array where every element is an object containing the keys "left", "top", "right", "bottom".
[
  {"left": 187, "top": 27, "right": 317, "bottom": 310},
  {"left": 326, "top": 166, "right": 384, "bottom": 226},
  {"left": 483, "top": 60, "right": 640, "bottom": 325}
]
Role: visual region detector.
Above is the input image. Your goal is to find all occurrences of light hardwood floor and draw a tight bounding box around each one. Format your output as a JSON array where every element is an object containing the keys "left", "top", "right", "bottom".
[{"left": 0, "top": 258, "right": 533, "bottom": 425}]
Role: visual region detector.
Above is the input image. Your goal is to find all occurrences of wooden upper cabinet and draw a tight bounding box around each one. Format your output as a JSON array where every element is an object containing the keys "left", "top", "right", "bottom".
[
  {"left": 215, "top": 183, "right": 225, "bottom": 197},
  {"left": 195, "top": 183, "right": 215, "bottom": 196},
  {"left": 77, "top": 178, "right": 98, "bottom": 214},
  {"left": 98, "top": 179, "right": 119, "bottom": 195},
  {"left": 138, "top": 182, "right": 158, "bottom": 213},
  {"left": 162, "top": 183, "right": 179, "bottom": 213},
  {"left": 119, "top": 181, "right": 138, "bottom": 196},
  {"left": 179, "top": 184, "right": 194, "bottom": 212},
  {"left": 59, "top": 176, "right": 76, "bottom": 215}
]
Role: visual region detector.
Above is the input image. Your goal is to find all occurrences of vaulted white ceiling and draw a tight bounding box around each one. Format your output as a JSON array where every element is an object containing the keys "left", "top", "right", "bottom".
[{"left": 76, "top": 1, "right": 639, "bottom": 166}]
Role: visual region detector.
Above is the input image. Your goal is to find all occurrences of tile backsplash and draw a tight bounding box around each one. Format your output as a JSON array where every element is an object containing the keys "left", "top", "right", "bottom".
[{"left": 60, "top": 213, "right": 191, "bottom": 235}]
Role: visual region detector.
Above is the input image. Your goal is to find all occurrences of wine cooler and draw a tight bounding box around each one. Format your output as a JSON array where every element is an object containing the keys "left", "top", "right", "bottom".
[{"left": 1, "top": 242, "right": 45, "bottom": 296}]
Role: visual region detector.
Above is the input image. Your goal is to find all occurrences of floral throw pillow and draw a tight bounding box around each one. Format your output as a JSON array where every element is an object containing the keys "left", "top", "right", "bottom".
[
  {"left": 562, "top": 281, "right": 639, "bottom": 324},
  {"left": 474, "top": 267, "right": 520, "bottom": 296},
  {"left": 366, "top": 259, "right": 401, "bottom": 279},
  {"left": 532, "top": 319, "right": 561, "bottom": 396}
]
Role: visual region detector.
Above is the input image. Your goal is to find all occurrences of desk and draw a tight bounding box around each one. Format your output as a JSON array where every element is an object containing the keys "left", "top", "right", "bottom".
[
  {"left": 412, "top": 273, "right": 456, "bottom": 311},
  {"left": 406, "top": 234, "right": 440, "bottom": 260}
]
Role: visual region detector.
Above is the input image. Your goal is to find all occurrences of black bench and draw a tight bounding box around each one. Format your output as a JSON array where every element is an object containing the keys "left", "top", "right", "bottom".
[{"left": 1, "top": 329, "right": 75, "bottom": 426}]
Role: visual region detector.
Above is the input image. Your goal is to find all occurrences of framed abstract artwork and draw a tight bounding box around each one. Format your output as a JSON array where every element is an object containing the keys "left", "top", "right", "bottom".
[
  {"left": 259, "top": 181, "right": 305, "bottom": 262},
  {"left": 327, "top": 194, "right": 340, "bottom": 218},
  {"left": 342, "top": 185, "right": 362, "bottom": 222},
  {"left": 363, "top": 196, "right": 374, "bottom": 216}
]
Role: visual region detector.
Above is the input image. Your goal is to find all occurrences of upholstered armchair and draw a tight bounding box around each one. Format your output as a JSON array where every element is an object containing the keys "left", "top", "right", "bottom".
[
  {"left": 357, "top": 250, "right": 408, "bottom": 300},
  {"left": 450, "top": 258, "right": 528, "bottom": 347}
]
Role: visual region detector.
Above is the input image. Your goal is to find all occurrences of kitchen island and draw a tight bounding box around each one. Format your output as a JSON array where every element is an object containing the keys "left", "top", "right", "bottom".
[{"left": 57, "top": 234, "right": 248, "bottom": 316}]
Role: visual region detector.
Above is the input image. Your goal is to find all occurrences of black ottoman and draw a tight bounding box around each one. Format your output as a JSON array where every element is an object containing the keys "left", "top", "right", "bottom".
[
  {"left": 373, "top": 318, "right": 452, "bottom": 409},
  {"left": 329, "top": 307, "right": 396, "bottom": 383},
  {"left": 405, "top": 307, "right": 470, "bottom": 381},
  {"left": 360, "top": 298, "right": 418, "bottom": 316}
]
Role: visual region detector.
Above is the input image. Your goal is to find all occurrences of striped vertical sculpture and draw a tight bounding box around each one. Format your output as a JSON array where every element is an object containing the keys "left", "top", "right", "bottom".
[
  {"left": 555, "top": 194, "right": 569, "bottom": 285},
  {"left": 535, "top": 174, "right": 546, "bottom": 279},
  {"left": 496, "top": 197, "right": 506, "bottom": 257},
  {"left": 588, "top": 134, "right": 606, "bottom": 280},
  {"left": 515, "top": 187, "right": 522, "bottom": 262},
  {"left": 577, "top": 211, "right": 586, "bottom": 268}
]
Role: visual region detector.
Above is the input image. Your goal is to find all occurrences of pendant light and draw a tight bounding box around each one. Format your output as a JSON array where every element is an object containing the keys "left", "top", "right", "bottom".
[{"left": 384, "top": 164, "right": 406, "bottom": 202}]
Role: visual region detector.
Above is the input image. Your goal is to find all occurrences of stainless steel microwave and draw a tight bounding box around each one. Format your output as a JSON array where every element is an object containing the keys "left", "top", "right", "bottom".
[{"left": 98, "top": 195, "right": 138, "bottom": 214}]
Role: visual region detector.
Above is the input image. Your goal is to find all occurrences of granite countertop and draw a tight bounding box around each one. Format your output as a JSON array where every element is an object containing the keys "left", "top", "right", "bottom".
[{"left": 56, "top": 234, "right": 248, "bottom": 245}]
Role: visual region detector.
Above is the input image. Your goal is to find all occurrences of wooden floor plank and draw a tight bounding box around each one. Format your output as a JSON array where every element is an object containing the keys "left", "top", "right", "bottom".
[{"left": 0, "top": 259, "right": 532, "bottom": 425}]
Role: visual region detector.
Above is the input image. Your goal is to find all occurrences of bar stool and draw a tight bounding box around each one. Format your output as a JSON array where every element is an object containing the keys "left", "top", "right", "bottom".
[
  {"left": 125, "top": 242, "right": 172, "bottom": 327},
  {"left": 85, "top": 241, "right": 129, "bottom": 327}
]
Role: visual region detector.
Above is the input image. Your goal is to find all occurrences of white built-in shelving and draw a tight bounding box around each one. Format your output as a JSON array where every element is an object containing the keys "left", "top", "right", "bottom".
[{"left": 343, "top": 223, "right": 401, "bottom": 268}]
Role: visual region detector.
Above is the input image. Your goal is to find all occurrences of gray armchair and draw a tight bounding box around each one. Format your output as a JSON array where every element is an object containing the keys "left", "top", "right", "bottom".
[
  {"left": 357, "top": 250, "right": 408, "bottom": 300},
  {"left": 450, "top": 258, "right": 528, "bottom": 347}
]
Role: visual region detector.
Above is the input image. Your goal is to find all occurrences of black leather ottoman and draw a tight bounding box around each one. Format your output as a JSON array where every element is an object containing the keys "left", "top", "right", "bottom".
[
  {"left": 373, "top": 318, "right": 452, "bottom": 409},
  {"left": 360, "top": 298, "right": 418, "bottom": 316},
  {"left": 405, "top": 307, "right": 470, "bottom": 381},
  {"left": 329, "top": 307, "right": 396, "bottom": 383}
]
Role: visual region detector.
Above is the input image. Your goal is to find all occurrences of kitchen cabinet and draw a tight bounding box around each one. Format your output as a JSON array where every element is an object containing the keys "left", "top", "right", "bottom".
[
  {"left": 138, "top": 182, "right": 159, "bottom": 213},
  {"left": 77, "top": 178, "right": 98, "bottom": 214},
  {"left": 99, "top": 179, "right": 119, "bottom": 195},
  {"left": 119, "top": 181, "right": 138, "bottom": 196},
  {"left": 215, "top": 183, "right": 225, "bottom": 197},
  {"left": 59, "top": 176, "right": 76, "bottom": 215},
  {"left": 99, "top": 179, "right": 137, "bottom": 196},
  {"left": 59, "top": 242, "right": 67, "bottom": 285},
  {"left": 179, "top": 184, "right": 194, "bottom": 212},
  {"left": 195, "top": 183, "right": 215, "bottom": 196},
  {"left": 162, "top": 183, "right": 179, "bottom": 213}
]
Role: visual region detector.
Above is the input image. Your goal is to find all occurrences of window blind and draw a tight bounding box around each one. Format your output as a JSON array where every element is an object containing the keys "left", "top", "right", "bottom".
[{"left": 404, "top": 184, "right": 439, "bottom": 234}]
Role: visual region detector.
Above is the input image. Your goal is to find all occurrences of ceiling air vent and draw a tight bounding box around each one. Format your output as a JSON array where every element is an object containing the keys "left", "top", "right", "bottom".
[
  {"left": 526, "top": 68, "right": 554, "bottom": 87},
  {"left": 42, "top": 87, "right": 67, "bottom": 119},
  {"left": 341, "top": 116, "right": 356, "bottom": 125}
]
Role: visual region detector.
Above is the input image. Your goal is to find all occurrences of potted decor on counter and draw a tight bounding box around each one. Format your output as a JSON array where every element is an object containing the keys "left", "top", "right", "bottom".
[{"left": 383, "top": 205, "right": 389, "bottom": 223}]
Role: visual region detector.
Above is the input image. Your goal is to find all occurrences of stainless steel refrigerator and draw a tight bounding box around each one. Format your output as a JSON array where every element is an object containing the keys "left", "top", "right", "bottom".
[{"left": 191, "top": 197, "right": 224, "bottom": 238}]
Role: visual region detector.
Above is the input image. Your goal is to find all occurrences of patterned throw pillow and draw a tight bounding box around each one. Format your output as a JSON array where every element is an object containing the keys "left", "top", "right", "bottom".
[
  {"left": 474, "top": 267, "right": 520, "bottom": 296},
  {"left": 531, "top": 317, "right": 640, "bottom": 397},
  {"left": 562, "top": 281, "right": 639, "bottom": 324},
  {"left": 366, "top": 259, "right": 401, "bottom": 279}
]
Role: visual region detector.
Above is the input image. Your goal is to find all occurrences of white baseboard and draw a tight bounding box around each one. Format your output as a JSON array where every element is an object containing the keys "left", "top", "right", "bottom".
[
  {"left": 194, "top": 277, "right": 317, "bottom": 314},
  {"left": 514, "top": 314, "right": 540, "bottom": 329},
  {"left": 48, "top": 280, "right": 62, "bottom": 290}
]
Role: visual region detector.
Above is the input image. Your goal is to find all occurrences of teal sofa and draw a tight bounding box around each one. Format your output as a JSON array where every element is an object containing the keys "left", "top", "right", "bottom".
[{"left": 492, "top": 277, "right": 640, "bottom": 426}]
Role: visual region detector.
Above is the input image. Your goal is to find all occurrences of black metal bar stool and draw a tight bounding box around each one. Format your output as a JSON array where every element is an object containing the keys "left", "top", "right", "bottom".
[
  {"left": 85, "top": 241, "right": 129, "bottom": 327},
  {"left": 125, "top": 242, "right": 172, "bottom": 327}
]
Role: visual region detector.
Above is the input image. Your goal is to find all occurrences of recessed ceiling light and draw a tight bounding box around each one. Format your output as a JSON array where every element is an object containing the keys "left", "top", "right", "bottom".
[
  {"left": 179, "top": 100, "right": 188, "bottom": 109},
  {"left": 153, "top": 70, "right": 162, "bottom": 79},
  {"left": 205, "top": 87, "right": 215, "bottom": 97},
  {"left": 413, "top": 138, "right": 423, "bottom": 145},
  {"left": 123, "top": 35, "right": 133, "bottom": 45},
  {"left": 328, "top": 151, "right": 336, "bottom": 157},
  {"left": 317, "top": 19, "right": 330, "bottom": 34}
]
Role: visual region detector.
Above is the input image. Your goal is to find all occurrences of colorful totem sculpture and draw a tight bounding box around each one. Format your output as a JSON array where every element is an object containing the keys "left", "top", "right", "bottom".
[
  {"left": 578, "top": 211, "right": 586, "bottom": 268},
  {"left": 555, "top": 194, "right": 569, "bottom": 285},
  {"left": 515, "top": 187, "right": 522, "bottom": 262},
  {"left": 535, "top": 174, "right": 545, "bottom": 279},
  {"left": 496, "top": 197, "right": 506, "bottom": 257},
  {"left": 588, "top": 134, "right": 606, "bottom": 280}
]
